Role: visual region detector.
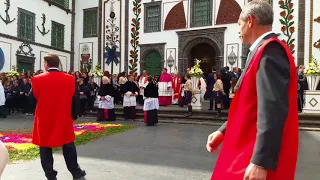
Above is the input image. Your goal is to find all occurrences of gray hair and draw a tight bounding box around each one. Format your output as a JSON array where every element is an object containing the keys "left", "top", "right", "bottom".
[{"left": 239, "top": 0, "right": 273, "bottom": 26}]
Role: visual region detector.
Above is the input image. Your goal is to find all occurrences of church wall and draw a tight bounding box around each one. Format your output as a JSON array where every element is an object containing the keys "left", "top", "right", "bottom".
[
  {"left": 74, "top": 0, "right": 99, "bottom": 73},
  {"left": 0, "top": 0, "right": 73, "bottom": 72},
  {"left": 102, "top": 0, "right": 123, "bottom": 75},
  {"left": 127, "top": 0, "right": 245, "bottom": 75},
  {"left": 311, "top": 0, "right": 320, "bottom": 62},
  {"left": 273, "top": 0, "right": 299, "bottom": 65}
]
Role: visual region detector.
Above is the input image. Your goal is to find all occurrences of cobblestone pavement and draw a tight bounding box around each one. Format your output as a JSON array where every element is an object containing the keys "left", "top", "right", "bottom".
[{"left": 0, "top": 116, "right": 319, "bottom": 180}]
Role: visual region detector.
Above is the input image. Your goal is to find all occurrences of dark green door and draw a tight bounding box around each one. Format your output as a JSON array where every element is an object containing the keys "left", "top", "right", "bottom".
[
  {"left": 144, "top": 51, "right": 162, "bottom": 76},
  {"left": 17, "top": 56, "right": 35, "bottom": 72}
]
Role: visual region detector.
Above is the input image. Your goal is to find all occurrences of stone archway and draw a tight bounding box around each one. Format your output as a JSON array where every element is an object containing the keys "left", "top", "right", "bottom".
[
  {"left": 176, "top": 27, "right": 226, "bottom": 75},
  {"left": 139, "top": 43, "right": 166, "bottom": 75}
]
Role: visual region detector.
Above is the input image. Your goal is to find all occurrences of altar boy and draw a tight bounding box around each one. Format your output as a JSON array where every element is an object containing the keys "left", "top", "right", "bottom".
[{"left": 122, "top": 75, "right": 139, "bottom": 121}]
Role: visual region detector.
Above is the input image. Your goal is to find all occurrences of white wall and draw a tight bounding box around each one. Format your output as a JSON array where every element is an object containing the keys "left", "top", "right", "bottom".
[
  {"left": 0, "top": 36, "right": 70, "bottom": 72},
  {"left": 0, "top": 0, "right": 73, "bottom": 72},
  {"left": 74, "top": 0, "right": 99, "bottom": 72}
]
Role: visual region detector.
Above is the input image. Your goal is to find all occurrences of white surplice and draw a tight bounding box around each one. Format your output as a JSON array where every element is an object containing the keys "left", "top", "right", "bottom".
[
  {"left": 138, "top": 76, "right": 148, "bottom": 99},
  {"left": 98, "top": 95, "right": 114, "bottom": 109},
  {"left": 143, "top": 98, "right": 159, "bottom": 111},
  {"left": 123, "top": 91, "right": 138, "bottom": 107}
]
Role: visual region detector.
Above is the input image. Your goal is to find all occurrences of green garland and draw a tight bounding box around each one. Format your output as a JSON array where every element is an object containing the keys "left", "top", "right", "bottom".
[
  {"left": 129, "top": 0, "right": 142, "bottom": 76},
  {"left": 279, "top": 0, "right": 295, "bottom": 54}
]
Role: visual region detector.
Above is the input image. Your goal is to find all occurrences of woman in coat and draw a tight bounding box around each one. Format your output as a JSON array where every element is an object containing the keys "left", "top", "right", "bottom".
[
  {"left": 77, "top": 78, "right": 88, "bottom": 117},
  {"left": 97, "top": 76, "right": 116, "bottom": 121},
  {"left": 143, "top": 76, "right": 159, "bottom": 126}
]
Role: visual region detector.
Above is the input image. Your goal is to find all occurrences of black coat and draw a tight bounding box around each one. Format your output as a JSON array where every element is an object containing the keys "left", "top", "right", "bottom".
[
  {"left": 121, "top": 81, "right": 139, "bottom": 94},
  {"left": 98, "top": 83, "right": 115, "bottom": 97},
  {"left": 144, "top": 82, "right": 158, "bottom": 98}
]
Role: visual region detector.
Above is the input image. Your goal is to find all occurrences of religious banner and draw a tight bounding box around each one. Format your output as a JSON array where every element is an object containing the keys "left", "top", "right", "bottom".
[
  {"left": 103, "top": 0, "right": 121, "bottom": 74},
  {"left": 79, "top": 43, "right": 93, "bottom": 73}
]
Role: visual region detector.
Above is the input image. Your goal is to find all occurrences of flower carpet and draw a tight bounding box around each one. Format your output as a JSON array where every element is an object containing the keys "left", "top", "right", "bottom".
[{"left": 0, "top": 123, "right": 132, "bottom": 161}]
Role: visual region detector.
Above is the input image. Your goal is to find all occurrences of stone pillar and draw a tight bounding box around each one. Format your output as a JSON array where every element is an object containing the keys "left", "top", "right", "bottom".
[
  {"left": 215, "top": 56, "right": 223, "bottom": 71},
  {"left": 178, "top": 57, "right": 187, "bottom": 76}
]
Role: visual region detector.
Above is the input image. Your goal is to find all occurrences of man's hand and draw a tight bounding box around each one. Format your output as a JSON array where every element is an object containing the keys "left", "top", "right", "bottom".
[
  {"left": 206, "top": 131, "right": 224, "bottom": 153},
  {"left": 80, "top": 92, "right": 84, "bottom": 95},
  {"left": 243, "top": 163, "right": 267, "bottom": 180}
]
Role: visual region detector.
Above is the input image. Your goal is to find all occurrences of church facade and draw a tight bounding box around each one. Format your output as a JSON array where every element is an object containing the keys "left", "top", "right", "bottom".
[{"left": 0, "top": 0, "right": 319, "bottom": 76}]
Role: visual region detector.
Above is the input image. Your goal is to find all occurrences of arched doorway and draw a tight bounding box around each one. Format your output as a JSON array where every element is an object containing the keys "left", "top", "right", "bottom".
[
  {"left": 189, "top": 43, "right": 216, "bottom": 76},
  {"left": 144, "top": 51, "right": 162, "bottom": 76}
]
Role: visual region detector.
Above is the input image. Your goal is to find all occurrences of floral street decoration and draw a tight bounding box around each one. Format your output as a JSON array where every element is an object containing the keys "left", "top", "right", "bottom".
[
  {"left": 90, "top": 63, "right": 103, "bottom": 77},
  {"left": 279, "top": 0, "right": 296, "bottom": 54},
  {"left": 1, "top": 123, "right": 133, "bottom": 162},
  {"left": 105, "top": 0, "right": 120, "bottom": 73},
  {"left": 305, "top": 56, "right": 320, "bottom": 76},
  {"left": 129, "top": 0, "right": 142, "bottom": 75},
  {"left": 189, "top": 58, "right": 204, "bottom": 78}
]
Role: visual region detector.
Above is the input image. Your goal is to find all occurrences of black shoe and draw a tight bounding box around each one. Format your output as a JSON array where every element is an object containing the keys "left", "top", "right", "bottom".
[
  {"left": 47, "top": 177, "right": 57, "bottom": 180},
  {"left": 73, "top": 170, "right": 86, "bottom": 179},
  {"left": 208, "top": 108, "right": 213, "bottom": 111}
]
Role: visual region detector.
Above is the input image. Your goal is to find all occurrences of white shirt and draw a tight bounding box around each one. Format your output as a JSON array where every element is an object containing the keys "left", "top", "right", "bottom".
[
  {"left": 249, "top": 31, "right": 273, "bottom": 51},
  {"left": 48, "top": 67, "right": 59, "bottom": 71}
]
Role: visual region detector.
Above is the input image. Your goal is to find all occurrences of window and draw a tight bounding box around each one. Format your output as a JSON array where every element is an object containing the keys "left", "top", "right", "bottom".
[
  {"left": 53, "top": 0, "right": 69, "bottom": 9},
  {"left": 145, "top": 4, "right": 161, "bottom": 33},
  {"left": 191, "top": 0, "right": 212, "bottom": 27},
  {"left": 18, "top": 9, "right": 35, "bottom": 41},
  {"left": 83, "top": 8, "right": 98, "bottom": 37},
  {"left": 51, "top": 21, "right": 65, "bottom": 49}
]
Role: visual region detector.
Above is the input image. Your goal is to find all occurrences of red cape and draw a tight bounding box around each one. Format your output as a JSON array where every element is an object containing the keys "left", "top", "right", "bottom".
[
  {"left": 32, "top": 72, "right": 76, "bottom": 147},
  {"left": 211, "top": 38, "right": 298, "bottom": 180},
  {"left": 172, "top": 76, "right": 182, "bottom": 99}
]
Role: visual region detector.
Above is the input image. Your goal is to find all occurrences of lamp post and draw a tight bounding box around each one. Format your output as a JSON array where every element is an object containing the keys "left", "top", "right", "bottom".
[
  {"left": 227, "top": 46, "right": 237, "bottom": 68},
  {"left": 167, "top": 51, "right": 175, "bottom": 73}
]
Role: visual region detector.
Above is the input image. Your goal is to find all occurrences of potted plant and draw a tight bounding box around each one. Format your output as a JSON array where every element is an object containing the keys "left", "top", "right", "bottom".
[
  {"left": 189, "top": 58, "right": 204, "bottom": 90},
  {"left": 90, "top": 63, "right": 103, "bottom": 85},
  {"left": 305, "top": 56, "right": 320, "bottom": 91}
]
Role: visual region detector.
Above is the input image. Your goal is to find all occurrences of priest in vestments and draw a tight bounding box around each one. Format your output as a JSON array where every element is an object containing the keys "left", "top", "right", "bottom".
[
  {"left": 121, "top": 75, "right": 139, "bottom": 121},
  {"left": 207, "top": 2, "right": 298, "bottom": 180},
  {"left": 138, "top": 70, "right": 148, "bottom": 105},
  {"left": 158, "top": 68, "right": 173, "bottom": 106},
  {"left": 172, "top": 72, "right": 182, "bottom": 104},
  {"left": 97, "top": 76, "right": 116, "bottom": 121}
]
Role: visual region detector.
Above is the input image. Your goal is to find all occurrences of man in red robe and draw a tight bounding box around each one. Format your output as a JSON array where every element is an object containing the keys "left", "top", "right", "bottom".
[
  {"left": 206, "top": 1, "right": 298, "bottom": 180},
  {"left": 158, "top": 68, "right": 173, "bottom": 106},
  {"left": 32, "top": 54, "right": 86, "bottom": 180},
  {"left": 172, "top": 71, "right": 182, "bottom": 104}
]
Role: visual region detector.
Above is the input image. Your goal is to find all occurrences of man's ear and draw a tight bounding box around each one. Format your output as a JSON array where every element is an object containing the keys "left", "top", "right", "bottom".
[{"left": 248, "top": 15, "right": 253, "bottom": 28}]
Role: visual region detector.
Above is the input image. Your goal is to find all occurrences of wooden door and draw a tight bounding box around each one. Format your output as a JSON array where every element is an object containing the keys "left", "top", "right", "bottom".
[{"left": 144, "top": 51, "right": 162, "bottom": 76}]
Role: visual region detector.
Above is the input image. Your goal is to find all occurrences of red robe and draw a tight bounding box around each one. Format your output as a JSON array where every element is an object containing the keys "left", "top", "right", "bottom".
[
  {"left": 172, "top": 76, "right": 182, "bottom": 101},
  {"left": 211, "top": 38, "right": 298, "bottom": 180},
  {"left": 32, "top": 72, "right": 76, "bottom": 147}
]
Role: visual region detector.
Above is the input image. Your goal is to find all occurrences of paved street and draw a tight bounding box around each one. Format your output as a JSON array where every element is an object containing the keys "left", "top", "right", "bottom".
[{"left": 1, "top": 116, "right": 320, "bottom": 180}]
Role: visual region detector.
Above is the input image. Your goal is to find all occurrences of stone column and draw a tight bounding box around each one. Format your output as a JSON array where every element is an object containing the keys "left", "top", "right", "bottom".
[{"left": 215, "top": 56, "right": 223, "bottom": 71}]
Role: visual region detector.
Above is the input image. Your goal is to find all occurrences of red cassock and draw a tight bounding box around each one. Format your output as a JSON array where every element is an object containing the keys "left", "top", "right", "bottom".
[
  {"left": 32, "top": 72, "right": 76, "bottom": 148},
  {"left": 211, "top": 38, "right": 298, "bottom": 180},
  {"left": 172, "top": 76, "right": 182, "bottom": 100}
]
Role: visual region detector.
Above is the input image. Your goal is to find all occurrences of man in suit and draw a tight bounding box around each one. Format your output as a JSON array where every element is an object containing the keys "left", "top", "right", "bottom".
[
  {"left": 32, "top": 54, "right": 86, "bottom": 180},
  {"left": 297, "top": 65, "right": 305, "bottom": 112},
  {"left": 207, "top": 67, "right": 216, "bottom": 110},
  {"left": 206, "top": 1, "right": 298, "bottom": 180}
]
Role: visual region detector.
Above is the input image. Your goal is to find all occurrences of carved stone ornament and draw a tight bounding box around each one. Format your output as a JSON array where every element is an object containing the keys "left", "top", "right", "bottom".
[
  {"left": 176, "top": 27, "right": 226, "bottom": 75},
  {"left": 0, "top": 0, "right": 16, "bottom": 25},
  {"left": 16, "top": 42, "right": 35, "bottom": 57},
  {"left": 314, "top": 16, "right": 320, "bottom": 23},
  {"left": 37, "top": 13, "right": 50, "bottom": 36}
]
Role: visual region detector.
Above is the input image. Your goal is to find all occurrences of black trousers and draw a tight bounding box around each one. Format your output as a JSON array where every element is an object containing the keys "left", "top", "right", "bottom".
[{"left": 40, "top": 142, "right": 82, "bottom": 179}]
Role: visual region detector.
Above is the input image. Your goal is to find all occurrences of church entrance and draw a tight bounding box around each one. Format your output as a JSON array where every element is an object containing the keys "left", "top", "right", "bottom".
[
  {"left": 144, "top": 51, "right": 162, "bottom": 76},
  {"left": 189, "top": 43, "right": 216, "bottom": 76}
]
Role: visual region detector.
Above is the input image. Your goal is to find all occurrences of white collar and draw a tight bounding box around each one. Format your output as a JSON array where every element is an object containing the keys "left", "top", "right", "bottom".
[
  {"left": 249, "top": 31, "right": 273, "bottom": 51},
  {"left": 48, "top": 68, "right": 59, "bottom": 70}
]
